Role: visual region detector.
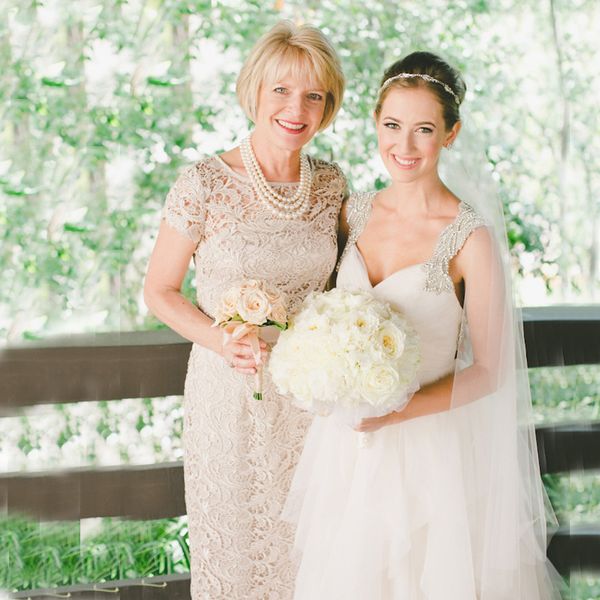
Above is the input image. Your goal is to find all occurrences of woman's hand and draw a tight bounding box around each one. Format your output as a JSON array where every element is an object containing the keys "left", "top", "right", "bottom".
[
  {"left": 354, "top": 411, "right": 401, "bottom": 433},
  {"left": 221, "top": 333, "right": 268, "bottom": 375}
]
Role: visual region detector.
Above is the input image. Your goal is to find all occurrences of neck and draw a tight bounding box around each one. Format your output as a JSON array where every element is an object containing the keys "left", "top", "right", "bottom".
[
  {"left": 384, "top": 174, "right": 452, "bottom": 216},
  {"left": 250, "top": 132, "right": 302, "bottom": 182}
]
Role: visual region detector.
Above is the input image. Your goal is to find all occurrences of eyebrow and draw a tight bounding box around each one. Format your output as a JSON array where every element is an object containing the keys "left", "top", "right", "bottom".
[
  {"left": 274, "top": 81, "right": 326, "bottom": 92},
  {"left": 382, "top": 117, "right": 437, "bottom": 127}
]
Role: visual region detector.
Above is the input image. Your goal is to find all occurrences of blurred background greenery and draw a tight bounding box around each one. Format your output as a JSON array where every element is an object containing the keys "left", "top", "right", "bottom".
[{"left": 1, "top": 0, "right": 599, "bottom": 597}]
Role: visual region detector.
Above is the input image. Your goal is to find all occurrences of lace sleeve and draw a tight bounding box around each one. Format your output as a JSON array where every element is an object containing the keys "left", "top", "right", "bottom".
[
  {"left": 162, "top": 164, "right": 206, "bottom": 244},
  {"left": 311, "top": 158, "right": 348, "bottom": 207},
  {"left": 330, "top": 161, "right": 349, "bottom": 205}
]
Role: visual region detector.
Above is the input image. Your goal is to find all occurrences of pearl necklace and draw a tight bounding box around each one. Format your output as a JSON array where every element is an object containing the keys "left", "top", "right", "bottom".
[{"left": 240, "top": 136, "right": 312, "bottom": 220}]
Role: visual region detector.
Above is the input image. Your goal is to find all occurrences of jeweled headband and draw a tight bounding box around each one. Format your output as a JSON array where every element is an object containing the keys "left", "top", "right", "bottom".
[{"left": 380, "top": 73, "right": 461, "bottom": 105}]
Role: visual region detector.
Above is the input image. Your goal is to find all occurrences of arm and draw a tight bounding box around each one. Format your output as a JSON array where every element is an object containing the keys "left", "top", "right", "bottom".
[
  {"left": 144, "top": 221, "right": 265, "bottom": 374},
  {"left": 357, "top": 226, "right": 504, "bottom": 431}
]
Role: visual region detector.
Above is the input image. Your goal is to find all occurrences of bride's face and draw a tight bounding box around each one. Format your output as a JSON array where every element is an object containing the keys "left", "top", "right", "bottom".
[{"left": 375, "top": 86, "right": 459, "bottom": 184}]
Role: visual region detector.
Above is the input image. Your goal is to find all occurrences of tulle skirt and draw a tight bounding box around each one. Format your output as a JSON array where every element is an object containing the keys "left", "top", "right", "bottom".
[{"left": 282, "top": 401, "right": 562, "bottom": 600}]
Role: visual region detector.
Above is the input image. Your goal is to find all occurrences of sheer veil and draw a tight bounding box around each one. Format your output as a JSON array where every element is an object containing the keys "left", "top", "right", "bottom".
[{"left": 439, "top": 115, "right": 564, "bottom": 598}]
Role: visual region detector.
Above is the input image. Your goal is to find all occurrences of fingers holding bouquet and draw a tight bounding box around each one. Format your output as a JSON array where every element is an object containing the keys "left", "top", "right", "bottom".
[
  {"left": 354, "top": 411, "right": 402, "bottom": 433},
  {"left": 214, "top": 279, "right": 288, "bottom": 399},
  {"left": 222, "top": 335, "right": 269, "bottom": 374}
]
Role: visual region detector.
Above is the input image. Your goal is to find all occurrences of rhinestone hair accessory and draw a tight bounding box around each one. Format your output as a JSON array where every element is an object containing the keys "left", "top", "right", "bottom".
[{"left": 380, "top": 73, "right": 460, "bottom": 105}]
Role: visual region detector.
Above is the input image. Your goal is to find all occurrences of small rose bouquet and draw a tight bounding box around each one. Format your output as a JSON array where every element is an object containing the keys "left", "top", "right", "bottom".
[
  {"left": 213, "top": 279, "right": 288, "bottom": 400},
  {"left": 269, "top": 288, "right": 420, "bottom": 432}
]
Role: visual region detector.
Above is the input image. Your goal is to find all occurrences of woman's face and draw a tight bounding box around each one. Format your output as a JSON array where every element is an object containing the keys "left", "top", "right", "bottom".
[
  {"left": 376, "top": 86, "right": 459, "bottom": 184},
  {"left": 254, "top": 71, "right": 326, "bottom": 153}
]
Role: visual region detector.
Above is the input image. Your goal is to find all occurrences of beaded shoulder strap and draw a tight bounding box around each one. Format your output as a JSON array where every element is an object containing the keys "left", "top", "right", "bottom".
[
  {"left": 423, "top": 202, "right": 486, "bottom": 294},
  {"left": 336, "top": 191, "right": 376, "bottom": 271}
]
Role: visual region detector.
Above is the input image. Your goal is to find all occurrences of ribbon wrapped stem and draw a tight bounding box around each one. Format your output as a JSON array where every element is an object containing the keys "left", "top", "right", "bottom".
[{"left": 223, "top": 322, "right": 264, "bottom": 401}]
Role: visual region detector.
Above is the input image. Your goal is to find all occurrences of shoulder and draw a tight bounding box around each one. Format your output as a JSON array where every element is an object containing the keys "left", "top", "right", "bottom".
[
  {"left": 309, "top": 157, "right": 348, "bottom": 198},
  {"left": 346, "top": 191, "right": 376, "bottom": 222},
  {"left": 341, "top": 191, "right": 376, "bottom": 243},
  {"left": 453, "top": 205, "right": 497, "bottom": 273},
  {"left": 441, "top": 201, "right": 488, "bottom": 258}
]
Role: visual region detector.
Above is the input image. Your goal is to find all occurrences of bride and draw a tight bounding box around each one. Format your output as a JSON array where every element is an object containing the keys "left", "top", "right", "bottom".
[{"left": 282, "top": 52, "right": 564, "bottom": 599}]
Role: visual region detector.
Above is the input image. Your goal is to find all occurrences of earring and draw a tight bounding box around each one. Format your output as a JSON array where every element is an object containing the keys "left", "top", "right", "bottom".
[{"left": 445, "top": 143, "right": 453, "bottom": 150}]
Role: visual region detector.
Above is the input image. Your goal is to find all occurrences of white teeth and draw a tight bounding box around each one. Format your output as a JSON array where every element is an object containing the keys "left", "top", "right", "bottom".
[
  {"left": 277, "top": 119, "right": 305, "bottom": 130},
  {"left": 394, "top": 156, "right": 417, "bottom": 166}
]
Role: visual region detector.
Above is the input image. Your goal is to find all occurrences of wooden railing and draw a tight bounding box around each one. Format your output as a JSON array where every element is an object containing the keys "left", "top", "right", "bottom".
[{"left": 1, "top": 305, "right": 599, "bottom": 598}]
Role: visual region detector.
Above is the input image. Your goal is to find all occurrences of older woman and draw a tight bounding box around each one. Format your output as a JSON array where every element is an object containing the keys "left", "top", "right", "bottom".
[{"left": 144, "top": 21, "right": 346, "bottom": 600}]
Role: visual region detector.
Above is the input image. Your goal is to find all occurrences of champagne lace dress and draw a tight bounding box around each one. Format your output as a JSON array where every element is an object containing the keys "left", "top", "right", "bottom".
[{"left": 162, "top": 155, "right": 346, "bottom": 600}]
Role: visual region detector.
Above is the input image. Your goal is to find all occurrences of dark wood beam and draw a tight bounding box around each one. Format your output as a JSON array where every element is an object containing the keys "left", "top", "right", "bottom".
[
  {"left": 0, "top": 462, "right": 185, "bottom": 521},
  {"left": 536, "top": 422, "right": 600, "bottom": 474},
  {"left": 0, "top": 421, "right": 597, "bottom": 522},
  {"left": 1, "top": 307, "right": 598, "bottom": 412}
]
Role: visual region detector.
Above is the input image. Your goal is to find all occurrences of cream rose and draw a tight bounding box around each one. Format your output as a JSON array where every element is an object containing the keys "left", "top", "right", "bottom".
[
  {"left": 359, "top": 363, "right": 401, "bottom": 404},
  {"left": 237, "top": 288, "right": 272, "bottom": 324},
  {"left": 219, "top": 285, "right": 241, "bottom": 321},
  {"left": 377, "top": 325, "right": 406, "bottom": 360},
  {"left": 270, "top": 299, "right": 287, "bottom": 324}
]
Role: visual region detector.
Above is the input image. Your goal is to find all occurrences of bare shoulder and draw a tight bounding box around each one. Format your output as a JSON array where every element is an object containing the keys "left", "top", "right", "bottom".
[{"left": 454, "top": 224, "right": 496, "bottom": 278}]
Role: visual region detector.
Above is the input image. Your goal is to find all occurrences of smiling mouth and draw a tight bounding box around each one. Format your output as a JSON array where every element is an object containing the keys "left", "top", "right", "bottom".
[
  {"left": 276, "top": 119, "right": 307, "bottom": 133},
  {"left": 392, "top": 155, "right": 420, "bottom": 168}
]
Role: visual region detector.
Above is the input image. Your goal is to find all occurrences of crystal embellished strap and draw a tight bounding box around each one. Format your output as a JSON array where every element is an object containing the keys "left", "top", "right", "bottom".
[
  {"left": 423, "top": 202, "right": 486, "bottom": 294},
  {"left": 336, "top": 191, "right": 375, "bottom": 272}
]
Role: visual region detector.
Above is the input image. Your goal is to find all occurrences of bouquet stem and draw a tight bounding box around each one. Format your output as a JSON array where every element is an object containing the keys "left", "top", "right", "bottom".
[{"left": 253, "top": 367, "right": 263, "bottom": 401}]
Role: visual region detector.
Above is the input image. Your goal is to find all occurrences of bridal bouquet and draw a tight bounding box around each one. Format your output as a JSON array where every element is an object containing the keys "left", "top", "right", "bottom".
[
  {"left": 269, "top": 288, "right": 420, "bottom": 424},
  {"left": 213, "top": 279, "right": 288, "bottom": 400}
]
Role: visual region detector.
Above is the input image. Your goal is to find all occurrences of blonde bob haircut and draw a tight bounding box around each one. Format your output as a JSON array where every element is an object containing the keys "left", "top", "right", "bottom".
[{"left": 236, "top": 21, "right": 345, "bottom": 131}]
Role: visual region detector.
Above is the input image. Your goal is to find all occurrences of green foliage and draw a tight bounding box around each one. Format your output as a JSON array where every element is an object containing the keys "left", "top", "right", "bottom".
[
  {"left": 0, "top": 517, "right": 189, "bottom": 592},
  {"left": 0, "top": 2, "right": 598, "bottom": 597},
  {"left": 1, "top": 0, "right": 599, "bottom": 341},
  {"left": 530, "top": 365, "right": 600, "bottom": 423}
]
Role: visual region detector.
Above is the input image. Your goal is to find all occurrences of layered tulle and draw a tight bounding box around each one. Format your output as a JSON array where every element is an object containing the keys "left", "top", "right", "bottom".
[{"left": 283, "top": 400, "right": 560, "bottom": 600}]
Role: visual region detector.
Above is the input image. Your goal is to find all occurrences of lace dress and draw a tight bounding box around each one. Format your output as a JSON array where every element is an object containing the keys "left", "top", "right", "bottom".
[{"left": 162, "top": 155, "right": 346, "bottom": 600}]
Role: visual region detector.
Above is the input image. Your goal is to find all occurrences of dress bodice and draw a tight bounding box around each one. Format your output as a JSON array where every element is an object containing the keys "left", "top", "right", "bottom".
[
  {"left": 163, "top": 155, "right": 347, "bottom": 318},
  {"left": 336, "top": 192, "right": 485, "bottom": 386}
]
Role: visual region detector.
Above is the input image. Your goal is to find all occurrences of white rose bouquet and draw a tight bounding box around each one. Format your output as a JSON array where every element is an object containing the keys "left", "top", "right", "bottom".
[
  {"left": 213, "top": 279, "right": 287, "bottom": 400},
  {"left": 269, "top": 288, "right": 421, "bottom": 430}
]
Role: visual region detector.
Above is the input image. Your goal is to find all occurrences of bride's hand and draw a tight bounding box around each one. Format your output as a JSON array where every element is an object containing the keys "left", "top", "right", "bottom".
[
  {"left": 221, "top": 334, "right": 268, "bottom": 375},
  {"left": 354, "top": 411, "right": 400, "bottom": 433}
]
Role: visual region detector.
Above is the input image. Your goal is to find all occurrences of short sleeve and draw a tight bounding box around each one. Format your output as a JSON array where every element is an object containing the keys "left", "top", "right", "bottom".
[
  {"left": 330, "top": 161, "right": 349, "bottom": 204},
  {"left": 161, "top": 164, "right": 206, "bottom": 245},
  {"left": 311, "top": 158, "right": 348, "bottom": 207}
]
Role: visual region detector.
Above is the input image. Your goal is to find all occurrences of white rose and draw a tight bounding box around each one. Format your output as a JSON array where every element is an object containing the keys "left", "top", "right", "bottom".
[
  {"left": 359, "top": 362, "right": 401, "bottom": 404},
  {"left": 237, "top": 288, "right": 271, "bottom": 324},
  {"left": 377, "top": 325, "right": 406, "bottom": 360}
]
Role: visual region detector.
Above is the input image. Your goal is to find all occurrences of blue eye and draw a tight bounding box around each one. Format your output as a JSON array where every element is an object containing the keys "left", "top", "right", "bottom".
[
  {"left": 384, "top": 122, "right": 400, "bottom": 129},
  {"left": 273, "top": 87, "right": 287, "bottom": 94},
  {"left": 308, "top": 92, "right": 324, "bottom": 101},
  {"left": 417, "top": 127, "right": 433, "bottom": 134}
]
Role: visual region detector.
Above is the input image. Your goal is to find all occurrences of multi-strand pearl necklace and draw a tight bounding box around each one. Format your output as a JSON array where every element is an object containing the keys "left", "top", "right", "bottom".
[{"left": 240, "top": 136, "right": 312, "bottom": 220}]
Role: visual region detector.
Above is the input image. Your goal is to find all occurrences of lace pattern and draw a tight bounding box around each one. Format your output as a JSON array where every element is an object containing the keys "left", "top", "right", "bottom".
[{"left": 163, "top": 155, "right": 346, "bottom": 599}]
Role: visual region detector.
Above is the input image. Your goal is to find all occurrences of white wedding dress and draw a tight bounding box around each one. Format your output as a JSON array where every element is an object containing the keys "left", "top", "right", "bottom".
[{"left": 282, "top": 192, "right": 559, "bottom": 600}]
